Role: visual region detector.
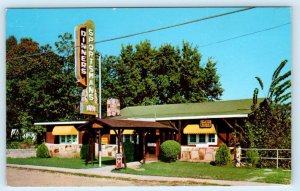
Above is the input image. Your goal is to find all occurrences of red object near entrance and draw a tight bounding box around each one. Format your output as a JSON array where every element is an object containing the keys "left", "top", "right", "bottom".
[{"left": 115, "top": 153, "right": 122, "bottom": 169}]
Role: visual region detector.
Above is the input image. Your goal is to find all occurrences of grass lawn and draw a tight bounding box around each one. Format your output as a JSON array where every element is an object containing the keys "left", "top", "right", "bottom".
[
  {"left": 114, "top": 161, "right": 291, "bottom": 184},
  {"left": 7, "top": 157, "right": 115, "bottom": 169}
]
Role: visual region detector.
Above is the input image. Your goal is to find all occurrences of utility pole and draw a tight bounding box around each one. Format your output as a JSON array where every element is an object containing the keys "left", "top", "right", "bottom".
[{"left": 98, "top": 53, "right": 102, "bottom": 167}]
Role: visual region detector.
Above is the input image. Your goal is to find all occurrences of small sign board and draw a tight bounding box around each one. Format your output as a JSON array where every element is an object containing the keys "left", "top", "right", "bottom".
[
  {"left": 200, "top": 120, "right": 212, "bottom": 128},
  {"left": 115, "top": 153, "right": 123, "bottom": 169}
]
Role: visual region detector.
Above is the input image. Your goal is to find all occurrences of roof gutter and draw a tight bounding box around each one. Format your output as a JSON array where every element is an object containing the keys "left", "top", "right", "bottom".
[
  {"left": 126, "top": 114, "right": 248, "bottom": 121},
  {"left": 34, "top": 121, "right": 88, "bottom": 126}
]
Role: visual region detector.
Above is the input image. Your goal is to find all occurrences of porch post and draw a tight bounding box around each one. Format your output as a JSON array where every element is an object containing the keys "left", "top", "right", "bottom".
[
  {"left": 142, "top": 130, "right": 146, "bottom": 164},
  {"left": 117, "top": 129, "right": 121, "bottom": 153},
  {"left": 178, "top": 120, "right": 182, "bottom": 143}
]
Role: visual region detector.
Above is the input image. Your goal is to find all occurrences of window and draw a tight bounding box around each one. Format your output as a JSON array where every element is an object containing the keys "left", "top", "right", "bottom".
[
  {"left": 187, "top": 134, "right": 217, "bottom": 145},
  {"left": 60, "top": 135, "right": 77, "bottom": 144},
  {"left": 199, "top": 134, "right": 206, "bottom": 143},
  {"left": 189, "top": 134, "right": 196, "bottom": 143},
  {"left": 124, "top": 135, "right": 131, "bottom": 143},
  {"left": 116, "top": 135, "right": 133, "bottom": 143},
  {"left": 208, "top": 134, "right": 215, "bottom": 143}
]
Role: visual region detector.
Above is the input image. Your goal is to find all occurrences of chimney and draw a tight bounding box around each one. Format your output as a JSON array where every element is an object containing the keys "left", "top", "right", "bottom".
[{"left": 107, "top": 98, "right": 120, "bottom": 117}]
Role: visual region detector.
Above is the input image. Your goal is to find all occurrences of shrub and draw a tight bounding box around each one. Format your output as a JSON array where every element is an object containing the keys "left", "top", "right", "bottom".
[
  {"left": 6, "top": 142, "right": 21, "bottom": 149},
  {"left": 160, "top": 140, "right": 181, "bottom": 162},
  {"left": 36, "top": 143, "right": 50, "bottom": 158},
  {"left": 215, "top": 143, "right": 231, "bottom": 166},
  {"left": 80, "top": 144, "right": 88, "bottom": 159},
  {"left": 124, "top": 142, "right": 135, "bottom": 162},
  {"left": 246, "top": 150, "right": 260, "bottom": 167}
]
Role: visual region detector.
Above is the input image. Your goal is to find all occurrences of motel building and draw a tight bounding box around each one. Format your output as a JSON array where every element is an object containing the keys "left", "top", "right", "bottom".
[
  {"left": 34, "top": 20, "right": 258, "bottom": 163},
  {"left": 35, "top": 98, "right": 260, "bottom": 163}
]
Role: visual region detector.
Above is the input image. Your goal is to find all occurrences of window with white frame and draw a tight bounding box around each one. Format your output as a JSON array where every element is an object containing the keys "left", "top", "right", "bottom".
[
  {"left": 124, "top": 135, "right": 131, "bottom": 143},
  {"left": 59, "top": 135, "right": 78, "bottom": 144},
  {"left": 189, "top": 134, "right": 197, "bottom": 143},
  {"left": 116, "top": 135, "right": 134, "bottom": 143},
  {"left": 208, "top": 134, "right": 216, "bottom": 143},
  {"left": 187, "top": 134, "right": 217, "bottom": 145},
  {"left": 199, "top": 134, "right": 206, "bottom": 143}
]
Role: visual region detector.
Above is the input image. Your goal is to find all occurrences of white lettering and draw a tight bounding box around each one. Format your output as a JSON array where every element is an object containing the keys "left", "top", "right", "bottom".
[
  {"left": 89, "top": 44, "right": 94, "bottom": 52},
  {"left": 86, "top": 105, "right": 96, "bottom": 112},
  {"left": 89, "top": 29, "right": 94, "bottom": 36},
  {"left": 89, "top": 94, "right": 94, "bottom": 101},
  {"left": 81, "top": 30, "right": 86, "bottom": 37}
]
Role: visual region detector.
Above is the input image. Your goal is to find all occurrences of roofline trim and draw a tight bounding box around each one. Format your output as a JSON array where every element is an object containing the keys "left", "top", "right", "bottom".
[
  {"left": 34, "top": 121, "right": 88, "bottom": 126},
  {"left": 126, "top": 114, "right": 248, "bottom": 121}
]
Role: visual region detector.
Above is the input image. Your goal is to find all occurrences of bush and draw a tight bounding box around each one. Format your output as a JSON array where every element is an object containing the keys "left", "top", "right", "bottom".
[
  {"left": 80, "top": 144, "right": 88, "bottom": 159},
  {"left": 160, "top": 140, "right": 181, "bottom": 162},
  {"left": 215, "top": 143, "right": 231, "bottom": 166},
  {"left": 6, "top": 142, "right": 21, "bottom": 149},
  {"left": 246, "top": 150, "right": 260, "bottom": 167},
  {"left": 36, "top": 143, "right": 50, "bottom": 158},
  {"left": 124, "top": 142, "right": 135, "bottom": 162}
]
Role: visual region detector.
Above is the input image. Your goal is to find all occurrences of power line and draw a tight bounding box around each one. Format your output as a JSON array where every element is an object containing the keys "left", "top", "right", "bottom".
[
  {"left": 7, "top": 7, "right": 255, "bottom": 61},
  {"left": 7, "top": 51, "right": 58, "bottom": 61},
  {"left": 8, "top": 21, "right": 289, "bottom": 61},
  {"left": 199, "top": 22, "right": 291, "bottom": 48},
  {"left": 94, "top": 7, "right": 255, "bottom": 44}
]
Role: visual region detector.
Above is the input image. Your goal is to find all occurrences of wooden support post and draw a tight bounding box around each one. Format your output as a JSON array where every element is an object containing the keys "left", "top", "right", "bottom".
[
  {"left": 142, "top": 130, "right": 146, "bottom": 164},
  {"left": 85, "top": 138, "right": 90, "bottom": 166},
  {"left": 223, "top": 119, "right": 234, "bottom": 146},
  {"left": 161, "top": 129, "right": 165, "bottom": 143},
  {"left": 115, "top": 129, "right": 121, "bottom": 153},
  {"left": 156, "top": 139, "right": 160, "bottom": 158},
  {"left": 178, "top": 120, "right": 182, "bottom": 143},
  {"left": 91, "top": 136, "right": 94, "bottom": 165},
  {"left": 120, "top": 130, "right": 127, "bottom": 169}
]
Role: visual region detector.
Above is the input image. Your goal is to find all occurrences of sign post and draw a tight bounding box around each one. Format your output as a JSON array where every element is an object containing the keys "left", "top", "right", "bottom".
[
  {"left": 75, "top": 20, "right": 102, "bottom": 167},
  {"left": 98, "top": 54, "right": 102, "bottom": 167}
]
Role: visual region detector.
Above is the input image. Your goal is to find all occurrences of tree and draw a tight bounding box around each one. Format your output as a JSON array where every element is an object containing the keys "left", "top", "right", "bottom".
[
  {"left": 6, "top": 34, "right": 85, "bottom": 142},
  {"left": 102, "top": 40, "right": 224, "bottom": 109},
  {"left": 242, "top": 60, "right": 291, "bottom": 150}
]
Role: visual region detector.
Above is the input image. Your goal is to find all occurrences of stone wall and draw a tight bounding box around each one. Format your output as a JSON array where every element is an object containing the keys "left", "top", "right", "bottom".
[
  {"left": 180, "top": 146, "right": 218, "bottom": 162},
  {"left": 180, "top": 146, "right": 235, "bottom": 162},
  {"left": 46, "top": 143, "right": 82, "bottom": 158},
  {"left": 6, "top": 149, "right": 36, "bottom": 158},
  {"left": 95, "top": 144, "right": 120, "bottom": 157},
  {"left": 46, "top": 143, "right": 120, "bottom": 158}
]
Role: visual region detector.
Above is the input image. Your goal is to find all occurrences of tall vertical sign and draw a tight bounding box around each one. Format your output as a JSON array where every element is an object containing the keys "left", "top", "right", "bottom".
[{"left": 75, "top": 20, "right": 98, "bottom": 115}]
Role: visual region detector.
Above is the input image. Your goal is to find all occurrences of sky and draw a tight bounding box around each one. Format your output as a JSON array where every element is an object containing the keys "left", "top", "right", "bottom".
[
  {"left": 1, "top": 2, "right": 299, "bottom": 191},
  {"left": 6, "top": 7, "right": 291, "bottom": 101}
]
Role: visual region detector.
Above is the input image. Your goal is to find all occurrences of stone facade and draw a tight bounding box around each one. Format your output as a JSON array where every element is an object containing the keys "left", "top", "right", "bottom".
[
  {"left": 6, "top": 149, "right": 37, "bottom": 158},
  {"left": 46, "top": 143, "right": 121, "bottom": 158},
  {"left": 46, "top": 143, "right": 82, "bottom": 158},
  {"left": 95, "top": 144, "right": 120, "bottom": 157},
  {"left": 181, "top": 146, "right": 216, "bottom": 162},
  {"left": 180, "top": 146, "right": 235, "bottom": 162}
]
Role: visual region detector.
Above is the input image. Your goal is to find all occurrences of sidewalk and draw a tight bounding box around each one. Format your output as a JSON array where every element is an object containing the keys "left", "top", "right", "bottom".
[{"left": 6, "top": 162, "right": 287, "bottom": 186}]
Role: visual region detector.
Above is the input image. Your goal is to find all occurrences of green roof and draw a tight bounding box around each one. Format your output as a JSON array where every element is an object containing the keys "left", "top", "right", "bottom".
[{"left": 115, "top": 98, "right": 264, "bottom": 120}]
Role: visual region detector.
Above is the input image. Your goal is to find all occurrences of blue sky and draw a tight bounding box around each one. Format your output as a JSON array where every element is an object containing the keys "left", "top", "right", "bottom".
[{"left": 6, "top": 7, "right": 291, "bottom": 101}]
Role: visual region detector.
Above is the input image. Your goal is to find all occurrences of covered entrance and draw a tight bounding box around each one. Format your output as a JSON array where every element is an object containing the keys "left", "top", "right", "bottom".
[{"left": 79, "top": 118, "right": 177, "bottom": 164}]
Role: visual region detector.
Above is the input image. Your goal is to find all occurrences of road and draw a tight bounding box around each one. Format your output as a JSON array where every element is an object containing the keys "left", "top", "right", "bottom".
[{"left": 6, "top": 167, "right": 205, "bottom": 186}]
